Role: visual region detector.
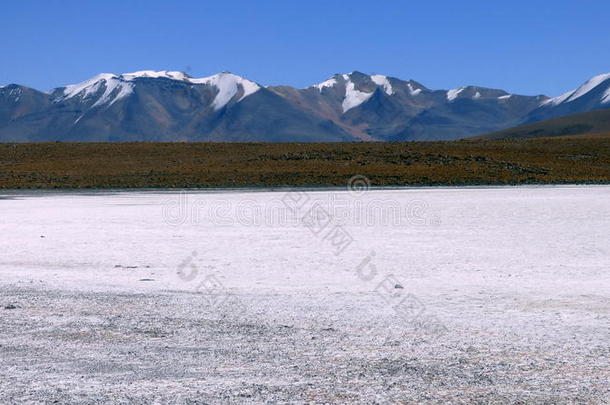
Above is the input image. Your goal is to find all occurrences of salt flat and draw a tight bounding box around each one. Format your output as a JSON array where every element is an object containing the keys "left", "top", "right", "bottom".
[{"left": 0, "top": 186, "right": 608, "bottom": 404}]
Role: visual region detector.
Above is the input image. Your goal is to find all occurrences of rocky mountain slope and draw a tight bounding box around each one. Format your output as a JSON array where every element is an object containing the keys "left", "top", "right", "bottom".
[
  {"left": 0, "top": 70, "right": 608, "bottom": 142},
  {"left": 526, "top": 73, "right": 610, "bottom": 123}
]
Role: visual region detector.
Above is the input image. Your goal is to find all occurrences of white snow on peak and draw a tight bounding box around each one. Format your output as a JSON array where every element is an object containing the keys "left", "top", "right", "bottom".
[
  {"left": 407, "top": 83, "right": 422, "bottom": 96},
  {"left": 542, "top": 72, "right": 610, "bottom": 106},
  {"left": 190, "top": 72, "right": 261, "bottom": 111},
  {"left": 91, "top": 77, "right": 134, "bottom": 108},
  {"left": 370, "top": 75, "right": 394, "bottom": 95},
  {"left": 58, "top": 70, "right": 260, "bottom": 111},
  {"left": 61, "top": 73, "right": 134, "bottom": 108},
  {"left": 498, "top": 94, "right": 512, "bottom": 100},
  {"left": 447, "top": 87, "right": 465, "bottom": 101},
  {"left": 62, "top": 73, "right": 116, "bottom": 98},
  {"left": 312, "top": 77, "right": 338, "bottom": 91},
  {"left": 541, "top": 89, "right": 572, "bottom": 106},
  {"left": 473, "top": 91, "right": 482, "bottom": 99},
  {"left": 342, "top": 81, "right": 373, "bottom": 113},
  {"left": 121, "top": 70, "right": 190, "bottom": 81},
  {"left": 311, "top": 73, "right": 376, "bottom": 111},
  {"left": 567, "top": 73, "right": 610, "bottom": 102}
]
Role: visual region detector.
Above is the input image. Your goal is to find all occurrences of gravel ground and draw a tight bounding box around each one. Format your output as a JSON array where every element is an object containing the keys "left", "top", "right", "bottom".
[{"left": 0, "top": 284, "right": 608, "bottom": 404}]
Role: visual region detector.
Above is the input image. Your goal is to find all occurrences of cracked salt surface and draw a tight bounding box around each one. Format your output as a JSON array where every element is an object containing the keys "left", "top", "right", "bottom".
[{"left": 0, "top": 186, "right": 608, "bottom": 403}]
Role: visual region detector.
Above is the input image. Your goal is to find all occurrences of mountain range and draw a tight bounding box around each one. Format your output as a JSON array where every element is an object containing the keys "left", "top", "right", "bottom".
[{"left": 1, "top": 70, "right": 609, "bottom": 142}]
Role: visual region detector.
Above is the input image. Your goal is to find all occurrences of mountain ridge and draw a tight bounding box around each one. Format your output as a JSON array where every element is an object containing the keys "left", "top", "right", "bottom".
[{"left": 1, "top": 70, "right": 609, "bottom": 142}]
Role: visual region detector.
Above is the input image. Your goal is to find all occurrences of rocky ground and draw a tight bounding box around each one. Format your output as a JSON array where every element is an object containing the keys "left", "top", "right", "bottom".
[
  {"left": 0, "top": 284, "right": 608, "bottom": 404},
  {"left": 2, "top": 137, "right": 610, "bottom": 189}
]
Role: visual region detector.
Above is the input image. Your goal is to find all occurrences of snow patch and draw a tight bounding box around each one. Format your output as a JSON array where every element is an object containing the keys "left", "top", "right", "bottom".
[
  {"left": 312, "top": 78, "right": 338, "bottom": 91},
  {"left": 447, "top": 87, "right": 465, "bottom": 101},
  {"left": 92, "top": 79, "right": 134, "bottom": 108},
  {"left": 498, "top": 94, "right": 512, "bottom": 100},
  {"left": 7, "top": 87, "right": 22, "bottom": 102},
  {"left": 370, "top": 75, "right": 394, "bottom": 95},
  {"left": 122, "top": 70, "right": 190, "bottom": 81},
  {"left": 60, "top": 74, "right": 135, "bottom": 108},
  {"left": 62, "top": 73, "right": 117, "bottom": 100},
  {"left": 603, "top": 87, "right": 610, "bottom": 104},
  {"left": 541, "top": 90, "right": 572, "bottom": 106},
  {"left": 190, "top": 73, "right": 260, "bottom": 110},
  {"left": 473, "top": 91, "right": 482, "bottom": 99},
  {"left": 542, "top": 72, "right": 610, "bottom": 106},
  {"left": 342, "top": 81, "right": 373, "bottom": 113},
  {"left": 407, "top": 83, "right": 422, "bottom": 96}
]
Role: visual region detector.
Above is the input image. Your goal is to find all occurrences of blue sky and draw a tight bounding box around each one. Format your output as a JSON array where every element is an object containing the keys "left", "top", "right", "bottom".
[{"left": 2, "top": 0, "right": 609, "bottom": 97}]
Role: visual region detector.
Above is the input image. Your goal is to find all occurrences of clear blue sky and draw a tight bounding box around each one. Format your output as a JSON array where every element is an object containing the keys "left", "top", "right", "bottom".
[{"left": 2, "top": 0, "right": 609, "bottom": 97}]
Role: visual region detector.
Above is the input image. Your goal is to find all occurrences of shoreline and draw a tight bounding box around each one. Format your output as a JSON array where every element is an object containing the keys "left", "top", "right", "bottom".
[{"left": 2, "top": 182, "right": 610, "bottom": 196}]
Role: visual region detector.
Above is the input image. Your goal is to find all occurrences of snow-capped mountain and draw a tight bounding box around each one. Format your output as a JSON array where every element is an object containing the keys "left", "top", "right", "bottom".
[
  {"left": 526, "top": 73, "right": 610, "bottom": 123},
  {"left": 0, "top": 69, "right": 607, "bottom": 142},
  {"left": 542, "top": 73, "right": 610, "bottom": 107},
  {"left": 269, "top": 71, "right": 546, "bottom": 141},
  {"left": 51, "top": 71, "right": 261, "bottom": 112},
  {"left": 0, "top": 70, "right": 352, "bottom": 142}
]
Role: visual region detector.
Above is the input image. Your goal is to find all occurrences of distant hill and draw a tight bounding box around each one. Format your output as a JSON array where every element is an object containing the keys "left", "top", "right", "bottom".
[{"left": 473, "top": 108, "right": 610, "bottom": 140}]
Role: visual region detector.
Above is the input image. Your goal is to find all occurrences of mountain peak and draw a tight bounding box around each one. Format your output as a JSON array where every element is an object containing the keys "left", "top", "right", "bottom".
[
  {"left": 311, "top": 77, "right": 339, "bottom": 91},
  {"left": 189, "top": 72, "right": 261, "bottom": 110},
  {"left": 310, "top": 72, "right": 434, "bottom": 111},
  {"left": 1, "top": 69, "right": 571, "bottom": 143},
  {"left": 59, "top": 73, "right": 133, "bottom": 108},
  {"left": 542, "top": 72, "right": 610, "bottom": 107},
  {"left": 121, "top": 70, "right": 191, "bottom": 81},
  {"left": 370, "top": 75, "right": 394, "bottom": 95},
  {"left": 447, "top": 86, "right": 509, "bottom": 102},
  {"left": 446, "top": 87, "right": 467, "bottom": 101},
  {"left": 0, "top": 84, "right": 26, "bottom": 102},
  {"left": 55, "top": 70, "right": 261, "bottom": 111}
]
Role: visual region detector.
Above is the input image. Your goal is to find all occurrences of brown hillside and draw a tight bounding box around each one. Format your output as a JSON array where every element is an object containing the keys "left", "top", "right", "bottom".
[
  {"left": 1, "top": 138, "right": 610, "bottom": 188},
  {"left": 474, "top": 109, "right": 610, "bottom": 140}
]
